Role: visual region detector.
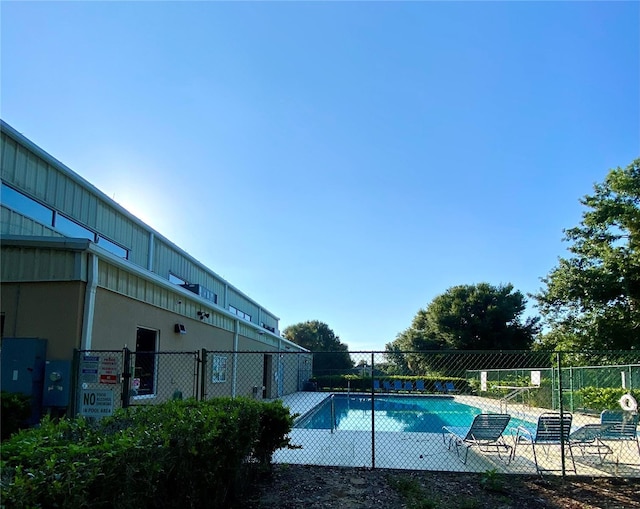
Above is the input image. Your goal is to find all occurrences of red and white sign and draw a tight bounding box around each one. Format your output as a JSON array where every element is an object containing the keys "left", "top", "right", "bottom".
[{"left": 99, "top": 357, "right": 118, "bottom": 385}]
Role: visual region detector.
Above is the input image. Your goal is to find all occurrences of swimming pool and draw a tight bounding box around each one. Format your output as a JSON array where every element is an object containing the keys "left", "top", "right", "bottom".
[{"left": 294, "top": 394, "right": 531, "bottom": 433}]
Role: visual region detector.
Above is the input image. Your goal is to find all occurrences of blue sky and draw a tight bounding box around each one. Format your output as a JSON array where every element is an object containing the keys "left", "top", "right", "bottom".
[{"left": 2, "top": 1, "right": 638, "bottom": 351}]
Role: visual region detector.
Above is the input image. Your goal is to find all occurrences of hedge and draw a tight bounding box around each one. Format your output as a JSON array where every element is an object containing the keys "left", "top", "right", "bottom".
[
  {"left": 0, "top": 391, "right": 31, "bottom": 441},
  {"left": 574, "top": 387, "right": 639, "bottom": 412},
  {"left": 311, "top": 375, "right": 469, "bottom": 393},
  {"left": 0, "top": 397, "right": 295, "bottom": 509}
]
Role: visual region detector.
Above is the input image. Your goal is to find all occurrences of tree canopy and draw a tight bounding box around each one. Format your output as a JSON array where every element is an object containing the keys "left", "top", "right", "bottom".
[
  {"left": 282, "top": 320, "right": 353, "bottom": 375},
  {"left": 385, "top": 283, "right": 539, "bottom": 373},
  {"left": 534, "top": 158, "right": 640, "bottom": 351}
]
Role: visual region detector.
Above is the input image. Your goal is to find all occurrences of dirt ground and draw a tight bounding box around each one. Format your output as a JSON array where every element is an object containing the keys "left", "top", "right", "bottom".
[{"left": 242, "top": 464, "right": 640, "bottom": 509}]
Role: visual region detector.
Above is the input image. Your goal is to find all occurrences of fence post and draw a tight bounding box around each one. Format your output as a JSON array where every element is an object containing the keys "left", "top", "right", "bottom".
[
  {"left": 557, "top": 352, "right": 566, "bottom": 478},
  {"left": 121, "top": 347, "right": 131, "bottom": 409},
  {"left": 200, "top": 348, "right": 208, "bottom": 401},
  {"left": 371, "top": 351, "right": 375, "bottom": 470},
  {"left": 194, "top": 350, "right": 200, "bottom": 400},
  {"left": 70, "top": 348, "right": 80, "bottom": 417}
]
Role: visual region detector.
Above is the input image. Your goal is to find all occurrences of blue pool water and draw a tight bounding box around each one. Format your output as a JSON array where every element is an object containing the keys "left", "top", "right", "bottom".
[{"left": 295, "top": 395, "right": 531, "bottom": 433}]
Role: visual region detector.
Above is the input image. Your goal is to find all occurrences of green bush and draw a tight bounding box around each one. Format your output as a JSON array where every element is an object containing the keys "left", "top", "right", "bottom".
[
  {"left": 312, "top": 375, "right": 468, "bottom": 393},
  {"left": 0, "top": 391, "right": 31, "bottom": 441},
  {"left": 466, "top": 376, "right": 553, "bottom": 409},
  {"left": 0, "top": 397, "right": 295, "bottom": 509},
  {"left": 575, "top": 387, "right": 639, "bottom": 412}
]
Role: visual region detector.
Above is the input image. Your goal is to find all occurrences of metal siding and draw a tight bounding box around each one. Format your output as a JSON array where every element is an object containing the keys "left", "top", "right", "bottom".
[
  {"left": 1, "top": 206, "right": 62, "bottom": 237},
  {"left": 12, "top": 143, "right": 29, "bottom": 189},
  {"left": 1, "top": 247, "right": 80, "bottom": 282},
  {"left": 95, "top": 202, "right": 148, "bottom": 266},
  {"left": 128, "top": 225, "right": 149, "bottom": 267},
  {"left": 154, "top": 240, "right": 188, "bottom": 281},
  {"left": 45, "top": 162, "right": 58, "bottom": 206},
  {"left": 34, "top": 157, "right": 50, "bottom": 198},
  {"left": 96, "top": 259, "right": 235, "bottom": 334},
  {"left": 228, "top": 288, "right": 259, "bottom": 323},
  {"left": 238, "top": 322, "right": 278, "bottom": 347},
  {"left": 2, "top": 127, "right": 281, "bottom": 338},
  {"left": 1, "top": 133, "right": 17, "bottom": 180}
]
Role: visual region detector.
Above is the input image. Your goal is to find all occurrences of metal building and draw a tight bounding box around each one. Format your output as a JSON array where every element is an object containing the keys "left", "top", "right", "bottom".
[{"left": 0, "top": 119, "right": 310, "bottom": 414}]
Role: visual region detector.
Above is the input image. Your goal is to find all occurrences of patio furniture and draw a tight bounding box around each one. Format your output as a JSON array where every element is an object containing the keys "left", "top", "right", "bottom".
[
  {"left": 415, "top": 380, "right": 426, "bottom": 392},
  {"left": 512, "top": 412, "right": 576, "bottom": 474},
  {"left": 373, "top": 379, "right": 381, "bottom": 391},
  {"left": 403, "top": 381, "right": 414, "bottom": 392},
  {"left": 570, "top": 410, "right": 639, "bottom": 464},
  {"left": 434, "top": 381, "right": 446, "bottom": 393},
  {"left": 383, "top": 381, "right": 392, "bottom": 392},
  {"left": 393, "top": 380, "right": 403, "bottom": 391},
  {"left": 442, "top": 413, "right": 512, "bottom": 464},
  {"left": 445, "top": 381, "right": 460, "bottom": 394}
]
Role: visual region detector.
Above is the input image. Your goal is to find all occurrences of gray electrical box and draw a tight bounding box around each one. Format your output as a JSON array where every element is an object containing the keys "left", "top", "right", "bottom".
[{"left": 43, "top": 360, "right": 71, "bottom": 408}]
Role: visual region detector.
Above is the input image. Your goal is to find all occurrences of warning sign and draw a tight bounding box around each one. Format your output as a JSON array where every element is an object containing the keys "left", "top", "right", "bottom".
[
  {"left": 99, "top": 357, "right": 118, "bottom": 384},
  {"left": 79, "top": 390, "right": 114, "bottom": 417},
  {"left": 81, "top": 355, "right": 99, "bottom": 384}
]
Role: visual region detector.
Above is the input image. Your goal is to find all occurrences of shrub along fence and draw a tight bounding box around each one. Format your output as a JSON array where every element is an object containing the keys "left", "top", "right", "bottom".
[
  {"left": 0, "top": 398, "right": 294, "bottom": 509},
  {"left": 3, "top": 348, "right": 639, "bottom": 495}
]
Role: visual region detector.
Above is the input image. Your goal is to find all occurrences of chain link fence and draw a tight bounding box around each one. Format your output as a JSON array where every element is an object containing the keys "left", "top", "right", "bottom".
[
  {"left": 72, "top": 348, "right": 639, "bottom": 477},
  {"left": 73, "top": 348, "right": 200, "bottom": 417},
  {"left": 272, "top": 350, "right": 640, "bottom": 477}
]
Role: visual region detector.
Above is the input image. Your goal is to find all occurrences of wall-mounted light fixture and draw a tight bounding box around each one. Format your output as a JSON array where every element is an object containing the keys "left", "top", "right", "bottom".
[
  {"left": 197, "top": 311, "right": 210, "bottom": 320},
  {"left": 174, "top": 323, "right": 187, "bottom": 334}
]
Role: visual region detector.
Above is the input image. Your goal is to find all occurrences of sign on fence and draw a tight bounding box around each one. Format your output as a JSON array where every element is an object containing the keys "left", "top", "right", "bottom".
[
  {"left": 99, "top": 356, "right": 118, "bottom": 384},
  {"left": 79, "top": 389, "right": 114, "bottom": 417},
  {"left": 80, "top": 355, "right": 99, "bottom": 383}
]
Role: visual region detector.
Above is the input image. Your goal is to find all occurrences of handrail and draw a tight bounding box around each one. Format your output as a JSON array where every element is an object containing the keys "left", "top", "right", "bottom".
[{"left": 497, "top": 386, "right": 538, "bottom": 413}]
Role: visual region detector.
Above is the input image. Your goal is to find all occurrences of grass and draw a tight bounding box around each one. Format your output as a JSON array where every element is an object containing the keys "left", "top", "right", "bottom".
[
  {"left": 388, "top": 469, "right": 511, "bottom": 509},
  {"left": 388, "top": 475, "right": 437, "bottom": 509}
]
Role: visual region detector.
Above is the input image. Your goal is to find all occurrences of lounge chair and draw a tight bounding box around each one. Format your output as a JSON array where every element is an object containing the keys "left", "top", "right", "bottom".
[
  {"left": 445, "top": 381, "right": 460, "bottom": 393},
  {"left": 512, "top": 412, "right": 576, "bottom": 474},
  {"left": 570, "top": 410, "right": 639, "bottom": 464},
  {"left": 373, "top": 379, "right": 381, "bottom": 391},
  {"left": 434, "top": 381, "right": 446, "bottom": 393},
  {"left": 383, "top": 381, "right": 392, "bottom": 392},
  {"left": 393, "top": 380, "right": 403, "bottom": 391},
  {"left": 403, "top": 381, "right": 414, "bottom": 392},
  {"left": 442, "top": 413, "right": 512, "bottom": 464},
  {"left": 415, "top": 380, "right": 426, "bottom": 392}
]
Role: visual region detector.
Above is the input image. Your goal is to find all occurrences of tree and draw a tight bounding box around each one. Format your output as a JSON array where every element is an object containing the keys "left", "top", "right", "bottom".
[
  {"left": 534, "top": 158, "right": 640, "bottom": 351},
  {"left": 282, "top": 320, "right": 354, "bottom": 376},
  {"left": 385, "top": 283, "right": 539, "bottom": 373}
]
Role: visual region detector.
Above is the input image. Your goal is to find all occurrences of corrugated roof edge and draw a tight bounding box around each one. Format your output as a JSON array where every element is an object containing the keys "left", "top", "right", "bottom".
[{"left": 0, "top": 119, "right": 281, "bottom": 321}]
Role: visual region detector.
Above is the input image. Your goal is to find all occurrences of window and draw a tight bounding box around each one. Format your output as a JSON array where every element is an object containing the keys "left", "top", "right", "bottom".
[
  {"left": 1, "top": 183, "right": 128, "bottom": 259},
  {"left": 182, "top": 283, "right": 217, "bottom": 304},
  {"left": 54, "top": 213, "right": 96, "bottom": 241},
  {"left": 133, "top": 327, "right": 158, "bottom": 397},
  {"left": 97, "top": 236, "right": 129, "bottom": 259},
  {"left": 228, "top": 305, "right": 251, "bottom": 322},
  {"left": 1, "top": 183, "right": 53, "bottom": 225},
  {"left": 212, "top": 355, "right": 227, "bottom": 383},
  {"left": 260, "top": 322, "right": 276, "bottom": 333},
  {"left": 169, "top": 273, "right": 187, "bottom": 285}
]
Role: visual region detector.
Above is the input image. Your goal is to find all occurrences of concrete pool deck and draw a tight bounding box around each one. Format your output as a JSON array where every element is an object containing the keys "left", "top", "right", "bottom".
[{"left": 272, "top": 391, "right": 640, "bottom": 477}]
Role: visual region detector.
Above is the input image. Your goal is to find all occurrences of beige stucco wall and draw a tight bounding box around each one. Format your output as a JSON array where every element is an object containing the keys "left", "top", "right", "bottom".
[
  {"left": 0, "top": 281, "right": 84, "bottom": 360},
  {"left": 0, "top": 279, "right": 305, "bottom": 404},
  {"left": 91, "top": 288, "right": 235, "bottom": 352}
]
